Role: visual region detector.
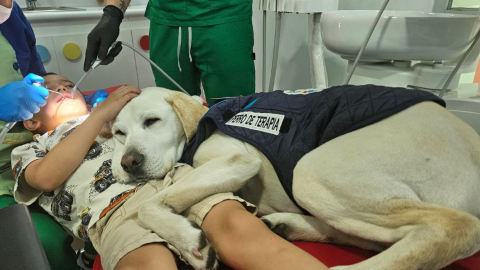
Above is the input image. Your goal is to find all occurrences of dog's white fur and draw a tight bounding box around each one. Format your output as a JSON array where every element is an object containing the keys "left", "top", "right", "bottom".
[{"left": 111, "top": 87, "right": 480, "bottom": 270}]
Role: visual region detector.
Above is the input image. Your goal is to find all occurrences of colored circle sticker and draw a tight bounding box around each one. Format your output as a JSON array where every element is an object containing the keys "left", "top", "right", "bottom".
[
  {"left": 36, "top": 45, "right": 51, "bottom": 63},
  {"left": 140, "top": 35, "right": 150, "bottom": 51},
  {"left": 63, "top": 43, "right": 82, "bottom": 60}
]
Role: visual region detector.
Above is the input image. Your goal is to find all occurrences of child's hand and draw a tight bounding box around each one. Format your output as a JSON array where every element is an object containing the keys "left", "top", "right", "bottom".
[
  {"left": 90, "top": 85, "right": 141, "bottom": 123},
  {"left": 90, "top": 101, "right": 103, "bottom": 113}
]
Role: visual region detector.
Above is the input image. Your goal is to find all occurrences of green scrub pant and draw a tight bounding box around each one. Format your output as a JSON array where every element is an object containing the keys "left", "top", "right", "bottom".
[
  {"left": 149, "top": 18, "right": 256, "bottom": 104},
  {"left": 0, "top": 195, "right": 78, "bottom": 270}
]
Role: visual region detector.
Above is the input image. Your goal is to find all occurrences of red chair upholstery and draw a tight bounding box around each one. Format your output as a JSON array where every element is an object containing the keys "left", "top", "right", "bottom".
[
  {"left": 292, "top": 242, "right": 480, "bottom": 269},
  {"left": 92, "top": 242, "right": 480, "bottom": 270}
]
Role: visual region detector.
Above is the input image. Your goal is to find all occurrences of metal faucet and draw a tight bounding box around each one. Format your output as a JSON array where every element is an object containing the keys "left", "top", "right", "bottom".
[{"left": 25, "top": 0, "right": 37, "bottom": 10}]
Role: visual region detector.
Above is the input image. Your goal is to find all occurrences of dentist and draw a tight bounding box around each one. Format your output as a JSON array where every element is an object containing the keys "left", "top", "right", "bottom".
[{"left": 84, "top": 0, "right": 255, "bottom": 104}]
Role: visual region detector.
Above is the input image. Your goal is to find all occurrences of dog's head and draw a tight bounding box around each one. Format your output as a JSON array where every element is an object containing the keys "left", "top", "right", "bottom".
[{"left": 109, "top": 87, "right": 208, "bottom": 184}]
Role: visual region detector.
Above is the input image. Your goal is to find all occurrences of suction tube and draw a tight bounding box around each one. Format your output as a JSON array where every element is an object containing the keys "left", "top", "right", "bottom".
[
  {"left": 72, "top": 41, "right": 189, "bottom": 97},
  {"left": 343, "top": 0, "right": 391, "bottom": 85}
]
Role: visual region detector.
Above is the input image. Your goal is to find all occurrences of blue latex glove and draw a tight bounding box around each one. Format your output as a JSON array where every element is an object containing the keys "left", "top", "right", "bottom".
[
  {"left": 84, "top": 90, "right": 109, "bottom": 108},
  {"left": 0, "top": 73, "right": 49, "bottom": 122}
]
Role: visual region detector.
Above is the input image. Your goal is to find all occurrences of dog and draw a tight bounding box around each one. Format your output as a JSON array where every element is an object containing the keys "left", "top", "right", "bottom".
[
  {"left": 107, "top": 89, "right": 250, "bottom": 270},
  {"left": 110, "top": 86, "right": 480, "bottom": 270}
]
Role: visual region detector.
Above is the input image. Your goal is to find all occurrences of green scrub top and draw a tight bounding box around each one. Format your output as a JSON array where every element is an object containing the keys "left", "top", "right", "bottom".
[
  {"left": 0, "top": 32, "right": 33, "bottom": 196},
  {"left": 145, "top": 0, "right": 253, "bottom": 26}
]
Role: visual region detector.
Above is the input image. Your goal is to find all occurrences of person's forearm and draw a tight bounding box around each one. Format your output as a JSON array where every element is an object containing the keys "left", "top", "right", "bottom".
[
  {"left": 25, "top": 114, "right": 106, "bottom": 191},
  {"left": 105, "top": 0, "right": 131, "bottom": 13},
  {"left": 0, "top": 0, "right": 13, "bottom": 8}
]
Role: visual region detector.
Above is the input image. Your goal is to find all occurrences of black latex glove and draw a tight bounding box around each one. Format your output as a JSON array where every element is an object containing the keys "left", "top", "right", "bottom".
[{"left": 84, "top": 5, "right": 124, "bottom": 72}]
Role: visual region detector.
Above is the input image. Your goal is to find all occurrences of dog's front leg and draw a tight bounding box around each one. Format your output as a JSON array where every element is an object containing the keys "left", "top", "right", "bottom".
[
  {"left": 152, "top": 151, "right": 261, "bottom": 213},
  {"left": 139, "top": 151, "right": 261, "bottom": 270},
  {"left": 139, "top": 201, "right": 218, "bottom": 270}
]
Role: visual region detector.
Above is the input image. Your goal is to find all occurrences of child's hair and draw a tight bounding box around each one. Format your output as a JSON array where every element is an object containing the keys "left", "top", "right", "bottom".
[{"left": 39, "top": 72, "right": 58, "bottom": 77}]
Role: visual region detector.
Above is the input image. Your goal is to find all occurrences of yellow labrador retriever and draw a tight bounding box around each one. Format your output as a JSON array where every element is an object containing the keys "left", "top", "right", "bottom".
[{"left": 111, "top": 87, "right": 480, "bottom": 270}]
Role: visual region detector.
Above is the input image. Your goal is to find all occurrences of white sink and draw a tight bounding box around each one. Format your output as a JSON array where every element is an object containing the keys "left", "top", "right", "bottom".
[
  {"left": 21, "top": 6, "right": 86, "bottom": 12},
  {"left": 320, "top": 10, "right": 480, "bottom": 62}
]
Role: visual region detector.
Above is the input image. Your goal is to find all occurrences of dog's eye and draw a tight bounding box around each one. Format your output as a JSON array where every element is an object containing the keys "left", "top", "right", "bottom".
[
  {"left": 144, "top": 118, "right": 160, "bottom": 127},
  {"left": 115, "top": 130, "right": 125, "bottom": 136}
]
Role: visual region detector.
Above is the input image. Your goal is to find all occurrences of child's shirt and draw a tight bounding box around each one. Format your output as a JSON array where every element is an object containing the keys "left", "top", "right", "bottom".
[{"left": 11, "top": 115, "right": 140, "bottom": 241}]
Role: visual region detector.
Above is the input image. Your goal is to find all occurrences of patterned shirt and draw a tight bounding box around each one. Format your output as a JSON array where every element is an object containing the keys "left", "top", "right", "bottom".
[{"left": 11, "top": 115, "right": 140, "bottom": 241}]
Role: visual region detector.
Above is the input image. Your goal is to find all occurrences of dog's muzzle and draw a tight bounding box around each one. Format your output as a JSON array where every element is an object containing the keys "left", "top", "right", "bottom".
[{"left": 121, "top": 149, "right": 145, "bottom": 175}]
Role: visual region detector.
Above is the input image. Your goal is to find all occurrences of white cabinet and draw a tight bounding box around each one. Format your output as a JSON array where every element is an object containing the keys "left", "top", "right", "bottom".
[{"left": 35, "top": 36, "right": 61, "bottom": 75}]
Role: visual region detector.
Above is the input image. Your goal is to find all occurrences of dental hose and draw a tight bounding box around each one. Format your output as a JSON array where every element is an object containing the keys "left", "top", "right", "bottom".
[
  {"left": 343, "top": 0, "right": 390, "bottom": 85},
  {"left": 120, "top": 42, "right": 189, "bottom": 95},
  {"left": 71, "top": 41, "right": 189, "bottom": 99}
]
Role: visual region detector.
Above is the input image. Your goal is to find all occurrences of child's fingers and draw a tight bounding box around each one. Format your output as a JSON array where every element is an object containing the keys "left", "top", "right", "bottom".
[
  {"left": 103, "top": 89, "right": 140, "bottom": 106},
  {"left": 116, "top": 85, "right": 140, "bottom": 92},
  {"left": 119, "top": 92, "right": 140, "bottom": 104},
  {"left": 111, "top": 87, "right": 141, "bottom": 98}
]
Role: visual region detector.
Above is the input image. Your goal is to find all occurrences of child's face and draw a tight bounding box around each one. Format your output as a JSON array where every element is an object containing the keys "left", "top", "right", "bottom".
[{"left": 29, "top": 74, "right": 89, "bottom": 133}]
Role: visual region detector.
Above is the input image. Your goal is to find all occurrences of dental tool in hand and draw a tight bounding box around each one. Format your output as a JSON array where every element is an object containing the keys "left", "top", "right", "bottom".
[
  {"left": 1, "top": 83, "right": 66, "bottom": 143},
  {"left": 71, "top": 41, "right": 120, "bottom": 99},
  {"left": 33, "top": 82, "right": 67, "bottom": 100}
]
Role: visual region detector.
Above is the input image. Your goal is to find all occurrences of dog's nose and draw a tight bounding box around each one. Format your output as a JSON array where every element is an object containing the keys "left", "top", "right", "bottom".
[{"left": 121, "top": 150, "right": 144, "bottom": 173}]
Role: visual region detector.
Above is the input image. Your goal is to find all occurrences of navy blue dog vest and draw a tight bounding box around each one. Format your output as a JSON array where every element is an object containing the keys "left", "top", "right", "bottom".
[{"left": 182, "top": 85, "right": 445, "bottom": 207}]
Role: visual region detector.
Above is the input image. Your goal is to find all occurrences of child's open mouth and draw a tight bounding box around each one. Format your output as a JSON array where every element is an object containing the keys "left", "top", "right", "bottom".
[{"left": 55, "top": 93, "right": 70, "bottom": 102}]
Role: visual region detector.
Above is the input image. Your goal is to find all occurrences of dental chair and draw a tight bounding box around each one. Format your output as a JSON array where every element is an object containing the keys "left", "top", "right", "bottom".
[{"left": 0, "top": 204, "right": 50, "bottom": 270}]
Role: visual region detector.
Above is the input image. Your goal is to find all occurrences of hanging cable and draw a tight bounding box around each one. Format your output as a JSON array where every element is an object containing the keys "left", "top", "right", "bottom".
[
  {"left": 343, "top": 0, "right": 390, "bottom": 85},
  {"left": 439, "top": 27, "right": 480, "bottom": 98}
]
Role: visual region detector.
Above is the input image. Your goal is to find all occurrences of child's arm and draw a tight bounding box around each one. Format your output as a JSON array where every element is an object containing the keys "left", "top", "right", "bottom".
[{"left": 24, "top": 86, "right": 141, "bottom": 192}]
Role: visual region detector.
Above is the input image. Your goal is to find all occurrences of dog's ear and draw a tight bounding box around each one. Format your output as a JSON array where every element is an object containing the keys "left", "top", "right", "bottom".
[
  {"left": 167, "top": 91, "right": 208, "bottom": 143},
  {"left": 97, "top": 121, "right": 113, "bottom": 143}
]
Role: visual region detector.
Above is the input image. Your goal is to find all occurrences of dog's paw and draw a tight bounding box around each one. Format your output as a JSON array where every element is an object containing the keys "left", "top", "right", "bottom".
[
  {"left": 261, "top": 213, "right": 290, "bottom": 240},
  {"left": 174, "top": 222, "right": 219, "bottom": 270},
  {"left": 138, "top": 203, "right": 218, "bottom": 269}
]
